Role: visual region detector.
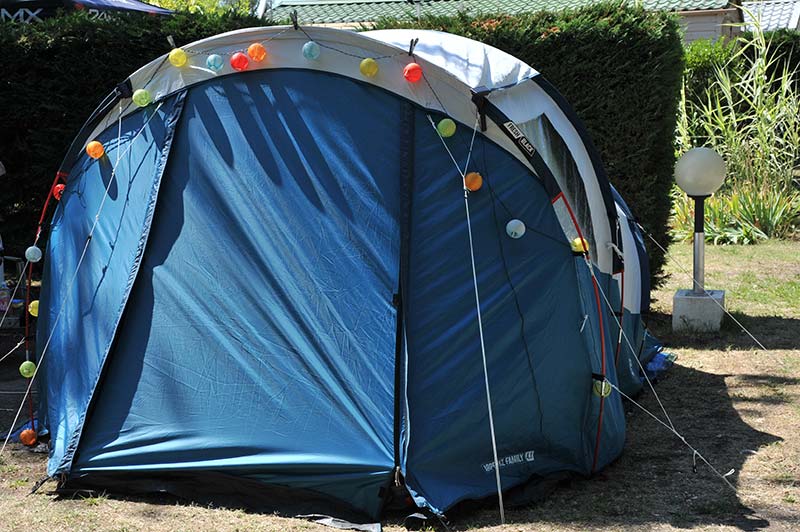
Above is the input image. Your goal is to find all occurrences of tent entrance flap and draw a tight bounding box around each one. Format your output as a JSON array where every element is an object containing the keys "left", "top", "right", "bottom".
[
  {"left": 67, "top": 70, "right": 410, "bottom": 519},
  {"left": 40, "top": 94, "right": 186, "bottom": 476}
]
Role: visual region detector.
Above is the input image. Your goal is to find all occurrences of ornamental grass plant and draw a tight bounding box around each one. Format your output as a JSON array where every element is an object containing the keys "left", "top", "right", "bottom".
[{"left": 675, "top": 20, "right": 800, "bottom": 244}]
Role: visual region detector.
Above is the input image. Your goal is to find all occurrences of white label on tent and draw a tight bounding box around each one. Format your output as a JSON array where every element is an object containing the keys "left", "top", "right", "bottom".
[
  {"left": 482, "top": 450, "right": 535, "bottom": 473},
  {"left": 503, "top": 121, "right": 536, "bottom": 157}
]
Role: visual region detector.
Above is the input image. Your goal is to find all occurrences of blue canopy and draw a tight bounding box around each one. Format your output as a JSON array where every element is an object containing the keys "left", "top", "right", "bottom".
[
  {"left": 72, "top": 0, "right": 172, "bottom": 15},
  {"left": 0, "top": 0, "right": 172, "bottom": 22}
]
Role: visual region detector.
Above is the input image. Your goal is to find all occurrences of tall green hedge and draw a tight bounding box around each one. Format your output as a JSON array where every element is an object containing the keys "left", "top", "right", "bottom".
[
  {"left": 373, "top": 5, "right": 684, "bottom": 286},
  {"left": 1, "top": 4, "right": 683, "bottom": 288},
  {"left": 0, "top": 12, "right": 263, "bottom": 256}
]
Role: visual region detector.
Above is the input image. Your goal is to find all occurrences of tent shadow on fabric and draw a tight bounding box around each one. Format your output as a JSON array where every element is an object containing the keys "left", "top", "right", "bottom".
[
  {"left": 78, "top": 148, "right": 189, "bottom": 446},
  {"left": 407, "top": 362, "right": 783, "bottom": 531}
]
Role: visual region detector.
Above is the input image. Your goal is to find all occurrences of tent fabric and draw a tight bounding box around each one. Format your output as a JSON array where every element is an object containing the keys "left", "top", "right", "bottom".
[
  {"left": 363, "top": 29, "right": 538, "bottom": 90},
  {"left": 37, "top": 26, "right": 662, "bottom": 522},
  {"left": 363, "top": 29, "right": 616, "bottom": 273},
  {"left": 401, "top": 114, "right": 623, "bottom": 513},
  {"left": 40, "top": 97, "right": 185, "bottom": 476},
  {"left": 69, "top": 71, "right": 403, "bottom": 518},
  {"left": 607, "top": 185, "right": 658, "bottom": 395}
]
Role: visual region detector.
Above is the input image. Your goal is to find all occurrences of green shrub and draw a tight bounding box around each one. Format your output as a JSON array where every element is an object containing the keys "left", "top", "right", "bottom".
[
  {"left": 683, "top": 37, "right": 736, "bottom": 109},
  {"left": 1, "top": 4, "right": 683, "bottom": 289},
  {"left": 684, "top": 29, "right": 800, "bottom": 101},
  {"left": 0, "top": 11, "right": 264, "bottom": 256},
  {"left": 672, "top": 186, "right": 800, "bottom": 245},
  {"left": 742, "top": 28, "right": 800, "bottom": 89},
  {"left": 373, "top": 3, "right": 684, "bottom": 286}
]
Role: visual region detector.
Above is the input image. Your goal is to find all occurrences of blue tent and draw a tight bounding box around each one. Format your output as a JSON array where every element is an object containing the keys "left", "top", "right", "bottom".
[{"left": 36, "top": 27, "right": 660, "bottom": 522}]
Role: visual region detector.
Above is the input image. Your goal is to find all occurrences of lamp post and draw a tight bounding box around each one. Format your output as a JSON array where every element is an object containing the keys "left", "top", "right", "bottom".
[{"left": 672, "top": 147, "right": 727, "bottom": 332}]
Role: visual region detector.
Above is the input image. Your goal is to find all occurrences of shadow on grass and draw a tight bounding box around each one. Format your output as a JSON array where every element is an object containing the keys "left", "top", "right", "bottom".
[
  {"left": 391, "top": 363, "right": 782, "bottom": 531},
  {"left": 3, "top": 326, "right": 786, "bottom": 531},
  {"left": 647, "top": 310, "right": 800, "bottom": 351}
]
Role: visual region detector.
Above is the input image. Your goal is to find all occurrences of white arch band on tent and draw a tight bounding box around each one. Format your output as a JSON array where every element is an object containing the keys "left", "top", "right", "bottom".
[{"left": 73, "top": 25, "right": 619, "bottom": 277}]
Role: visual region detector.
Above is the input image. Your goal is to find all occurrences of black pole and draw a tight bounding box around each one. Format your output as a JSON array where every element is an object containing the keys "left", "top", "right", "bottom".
[
  {"left": 693, "top": 195, "right": 707, "bottom": 233},
  {"left": 691, "top": 195, "right": 709, "bottom": 294}
]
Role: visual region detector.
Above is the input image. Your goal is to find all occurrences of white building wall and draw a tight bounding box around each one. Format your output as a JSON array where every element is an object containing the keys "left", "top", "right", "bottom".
[{"left": 679, "top": 8, "right": 743, "bottom": 42}]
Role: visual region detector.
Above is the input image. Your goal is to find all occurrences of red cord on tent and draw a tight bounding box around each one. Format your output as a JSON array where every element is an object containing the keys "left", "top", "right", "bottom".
[
  {"left": 589, "top": 265, "right": 607, "bottom": 473},
  {"left": 552, "top": 192, "right": 608, "bottom": 473},
  {"left": 23, "top": 170, "right": 69, "bottom": 439}
]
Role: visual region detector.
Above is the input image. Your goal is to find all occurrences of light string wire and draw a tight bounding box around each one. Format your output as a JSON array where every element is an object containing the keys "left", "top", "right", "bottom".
[
  {"left": 426, "top": 112, "right": 506, "bottom": 524},
  {"left": 581, "top": 254, "right": 738, "bottom": 491},
  {"left": 1, "top": 102, "right": 163, "bottom": 455},
  {"left": 638, "top": 223, "right": 771, "bottom": 354},
  {"left": 116, "top": 26, "right": 410, "bottom": 129}
]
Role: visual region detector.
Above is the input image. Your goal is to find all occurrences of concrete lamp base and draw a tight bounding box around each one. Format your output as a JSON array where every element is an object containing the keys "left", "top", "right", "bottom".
[{"left": 673, "top": 289, "right": 726, "bottom": 333}]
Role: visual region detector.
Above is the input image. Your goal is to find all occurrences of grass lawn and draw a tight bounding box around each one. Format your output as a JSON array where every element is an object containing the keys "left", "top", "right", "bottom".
[{"left": 1, "top": 241, "right": 798, "bottom": 531}]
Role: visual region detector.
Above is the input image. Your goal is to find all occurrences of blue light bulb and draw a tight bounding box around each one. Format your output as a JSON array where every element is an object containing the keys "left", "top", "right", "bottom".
[
  {"left": 302, "top": 41, "right": 321, "bottom": 61},
  {"left": 206, "top": 54, "right": 224, "bottom": 72}
]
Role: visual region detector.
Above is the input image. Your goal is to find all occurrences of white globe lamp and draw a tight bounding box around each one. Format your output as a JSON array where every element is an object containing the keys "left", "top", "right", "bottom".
[
  {"left": 672, "top": 148, "right": 727, "bottom": 333},
  {"left": 674, "top": 148, "right": 726, "bottom": 294}
]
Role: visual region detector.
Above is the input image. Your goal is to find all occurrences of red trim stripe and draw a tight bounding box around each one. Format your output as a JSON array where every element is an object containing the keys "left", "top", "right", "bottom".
[{"left": 555, "top": 194, "right": 608, "bottom": 473}]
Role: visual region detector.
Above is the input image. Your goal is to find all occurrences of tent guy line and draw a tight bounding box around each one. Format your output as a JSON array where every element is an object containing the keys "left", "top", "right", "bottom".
[
  {"left": 586, "top": 256, "right": 677, "bottom": 432},
  {"left": 0, "top": 258, "right": 30, "bottom": 329},
  {"left": 585, "top": 259, "right": 737, "bottom": 492},
  {"left": 639, "top": 222, "right": 772, "bottom": 355},
  {"left": 0, "top": 338, "right": 26, "bottom": 366},
  {"left": 609, "top": 380, "right": 737, "bottom": 492},
  {"left": 427, "top": 112, "right": 506, "bottom": 524}
]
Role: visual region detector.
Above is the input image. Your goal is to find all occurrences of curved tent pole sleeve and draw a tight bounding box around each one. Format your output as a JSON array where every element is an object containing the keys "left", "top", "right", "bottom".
[{"left": 55, "top": 80, "right": 131, "bottom": 176}]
